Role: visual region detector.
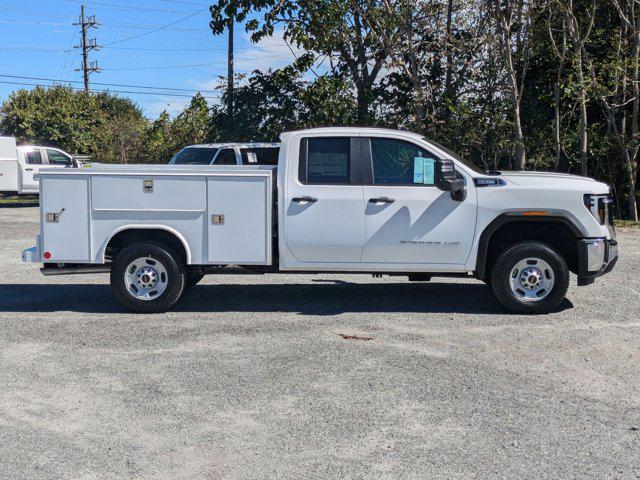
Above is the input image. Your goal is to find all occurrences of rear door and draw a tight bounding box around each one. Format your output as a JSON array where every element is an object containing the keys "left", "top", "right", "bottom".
[
  {"left": 19, "top": 148, "right": 45, "bottom": 193},
  {"left": 285, "top": 136, "right": 365, "bottom": 263},
  {"left": 360, "top": 136, "right": 477, "bottom": 266}
]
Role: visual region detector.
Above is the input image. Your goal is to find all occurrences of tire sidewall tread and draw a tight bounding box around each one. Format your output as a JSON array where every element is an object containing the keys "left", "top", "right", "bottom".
[
  {"left": 110, "top": 241, "right": 185, "bottom": 313},
  {"left": 491, "top": 241, "right": 569, "bottom": 314}
]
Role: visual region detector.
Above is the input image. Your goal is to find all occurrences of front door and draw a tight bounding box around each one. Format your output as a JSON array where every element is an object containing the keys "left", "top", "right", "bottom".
[
  {"left": 285, "top": 136, "right": 365, "bottom": 263},
  {"left": 20, "top": 148, "right": 45, "bottom": 193},
  {"left": 361, "top": 137, "right": 477, "bottom": 266},
  {"left": 44, "top": 148, "right": 74, "bottom": 169}
]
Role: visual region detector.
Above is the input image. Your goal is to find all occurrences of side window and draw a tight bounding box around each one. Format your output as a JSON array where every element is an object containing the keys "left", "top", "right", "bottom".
[
  {"left": 242, "top": 147, "right": 279, "bottom": 165},
  {"left": 300, "top": 137, "right": 350, "bottom": 184},
  {"left": 215, "top": 149, "right": 236, "bottom": 165},
  {"left": 46, "top": 149, "right": 72, "bottom": 165},
  {"left": 25, "top": 150, "right": 43, "bottom": 165},
  {"left": 370, "top": 138, "right": 436, "bottom": 186}
]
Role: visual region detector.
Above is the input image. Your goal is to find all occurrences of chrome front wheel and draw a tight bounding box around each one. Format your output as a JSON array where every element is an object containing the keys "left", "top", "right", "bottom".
[{"left": 508, "top": 257, "right": 555, "bottom": 302}]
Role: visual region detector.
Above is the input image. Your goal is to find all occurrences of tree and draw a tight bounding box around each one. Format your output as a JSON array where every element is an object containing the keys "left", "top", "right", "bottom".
[
  {"left": 487, "top": 0, "right": 536, "bottom": 170},
  {"left": 212, "top": 66, "right": 355, "bottom": 141},
  {"left": 209, "top": 0, "right": 387, "bottom": 122},
  {"left": 0, "top": 86, "right": 147, "bottom": 163}
]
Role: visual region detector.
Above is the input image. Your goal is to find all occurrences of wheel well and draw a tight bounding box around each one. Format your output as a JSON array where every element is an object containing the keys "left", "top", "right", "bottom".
[
  {"left": 105, "top": 229, "right": 188, "bottom": 263},
  {"left": 480, "top": 221, "right": 579, "bottom": 279}
]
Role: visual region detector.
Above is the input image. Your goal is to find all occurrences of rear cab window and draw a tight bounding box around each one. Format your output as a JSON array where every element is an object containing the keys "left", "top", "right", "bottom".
[
  {"left": 170, "top": 147, "right": 218, "bottom": 165},
  {"left": 241, "top": 147, "right": 280, "bottom": 165},
  {"left": 299, "top": 137, "right": 361, "bottom": 184},
  {"left": 25, "top": 150, "right": 43, "bottom": 165}
]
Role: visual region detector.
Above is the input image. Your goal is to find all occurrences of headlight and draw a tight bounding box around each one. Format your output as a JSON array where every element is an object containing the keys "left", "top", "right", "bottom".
[{"left": 583, "top": 194, "right": 612, "bottom": 225}]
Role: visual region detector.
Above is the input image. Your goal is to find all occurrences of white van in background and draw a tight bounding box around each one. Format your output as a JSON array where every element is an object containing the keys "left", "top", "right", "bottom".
[{"left": 0, "top": 136, "right": 78, "bottom": 195}]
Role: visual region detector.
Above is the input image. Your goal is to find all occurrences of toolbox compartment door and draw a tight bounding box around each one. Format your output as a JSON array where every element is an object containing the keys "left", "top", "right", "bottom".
[
  {"left": 41, "top": 175, "right": 90, "bottom": 262},
  {"left": 207, "top": 175, "right": 272, "bottom": 265},
  {"left": 91, "top": 175, "right": 206, "bottom": 212}
]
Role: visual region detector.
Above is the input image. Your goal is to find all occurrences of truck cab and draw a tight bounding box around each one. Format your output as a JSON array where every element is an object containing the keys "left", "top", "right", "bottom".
[
  {"left": 0, "top": 136, "right": 77, "bottom": 195},
  {"left": 22, "top": 127, "right": 617, "bottom": 314}
]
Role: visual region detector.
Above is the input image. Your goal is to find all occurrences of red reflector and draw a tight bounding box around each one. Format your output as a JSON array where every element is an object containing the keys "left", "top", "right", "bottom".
[{"left": 43, "top": 251, "right": 52, "bottom": 260}]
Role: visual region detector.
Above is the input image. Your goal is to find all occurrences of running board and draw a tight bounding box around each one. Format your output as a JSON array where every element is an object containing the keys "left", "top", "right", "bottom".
[{"left": 41, "top": 264, "right": 111, "bottom": 276}]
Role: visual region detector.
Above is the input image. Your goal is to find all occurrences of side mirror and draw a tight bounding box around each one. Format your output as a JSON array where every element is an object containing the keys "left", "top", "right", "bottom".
[{"left": 436, "top": 158, "right": 466, "bottom": 201}]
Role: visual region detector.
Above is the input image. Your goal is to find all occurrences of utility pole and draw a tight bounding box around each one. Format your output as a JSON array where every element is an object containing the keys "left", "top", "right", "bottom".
[
  {"left": 227, "top": 14, "right": 234, "bottom": 132},
  {"left": 74, "top": 4, "right": 100, "bottom": 92}
]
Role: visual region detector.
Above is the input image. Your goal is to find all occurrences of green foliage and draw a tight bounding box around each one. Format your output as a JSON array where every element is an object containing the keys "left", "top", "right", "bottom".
[
  {"left": 212, "top": 67, "right": 355, "bottom": 141},
  {"left": 0, "top": 87, "right": 218, "bottom": 164}
]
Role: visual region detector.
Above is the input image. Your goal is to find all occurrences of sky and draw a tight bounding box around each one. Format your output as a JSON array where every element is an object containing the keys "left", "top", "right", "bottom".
[{"left": 0, "top": 0, "right": 302, "bottom": 118}]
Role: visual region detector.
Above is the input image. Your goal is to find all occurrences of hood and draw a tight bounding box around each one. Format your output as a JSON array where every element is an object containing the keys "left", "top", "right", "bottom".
[{"left": 498, "top": 170, "right": 609, "bottom": 193}]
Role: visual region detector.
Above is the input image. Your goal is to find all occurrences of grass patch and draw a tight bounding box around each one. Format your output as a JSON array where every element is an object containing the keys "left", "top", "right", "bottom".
[
  {"left": 0, "top": 194, "right": 39, "bottom": 206},
  {"left": 614, "top": 219, "right": 640, "bottom": 229}
]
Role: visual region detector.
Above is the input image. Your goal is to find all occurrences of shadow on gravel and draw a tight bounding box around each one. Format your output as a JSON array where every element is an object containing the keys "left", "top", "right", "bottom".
[{"left": 0, "top": 282, "right": 573, "bottom": 315}]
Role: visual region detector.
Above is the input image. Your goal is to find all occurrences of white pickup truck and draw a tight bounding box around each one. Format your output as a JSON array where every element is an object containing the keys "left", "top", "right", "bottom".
[
  {"left": 168, "top": 142, "right": 279, "bottom": 166},
  {"left": 0, "top": 136, "right": 79, "bottom": 195},
  {"left": 22, "top": 127, "right": 617, "bottom": 314}
]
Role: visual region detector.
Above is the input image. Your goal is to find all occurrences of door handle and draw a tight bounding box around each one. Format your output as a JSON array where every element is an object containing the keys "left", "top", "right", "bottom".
[
  {"left": 292, "top": 196, "right": 317, "bottom": 203},
  {"left": 369, "top": 196, "right": 395, "bottom": 204},
  {"left": 25, "top": 168, "right": 34, "bottom": 171}
]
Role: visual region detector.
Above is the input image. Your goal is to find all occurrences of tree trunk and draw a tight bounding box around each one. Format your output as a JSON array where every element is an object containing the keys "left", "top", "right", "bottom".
[
  {"left": 629, "top": 13, "right": 639, "bottom": 220},
  {"left": 576, "top": 48, "right": 589, "bottom": 176},
  {"left": 553, "top": 79, "right": 562, "bottom": 169},
  {"left": 498, "top": 15, "right": 526, "bottom": 169},
  {"left": 444, "top": 0, "right": 455, "bottom": 103},
  {"left": 356, "top": 81, "right": 368, "bottom": 124}
]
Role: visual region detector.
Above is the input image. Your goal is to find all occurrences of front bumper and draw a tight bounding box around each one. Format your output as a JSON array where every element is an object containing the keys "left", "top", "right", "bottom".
[{"left": 577, "top": 238, "right": 618, "bottom": 286}]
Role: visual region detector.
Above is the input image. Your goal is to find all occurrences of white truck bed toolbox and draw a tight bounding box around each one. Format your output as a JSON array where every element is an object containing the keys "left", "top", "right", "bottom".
[{"left": 37, "top": 166, "right": 274, "bottom": 266}]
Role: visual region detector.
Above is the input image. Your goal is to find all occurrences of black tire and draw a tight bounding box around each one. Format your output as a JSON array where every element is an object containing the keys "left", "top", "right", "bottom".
[
  {"left": 185, "top": 271, "right": 205, "bottom": 289},
  {"left": 491, "top": 241, "right": 569, "bottom": 314},
  {"left": 110, "top": 241, "right": 186, "bottom": 313}
]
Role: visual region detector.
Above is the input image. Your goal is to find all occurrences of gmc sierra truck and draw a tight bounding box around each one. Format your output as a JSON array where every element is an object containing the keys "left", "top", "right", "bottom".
[{"left": 22, "top": 127, "right": 617, "bottom": 314}]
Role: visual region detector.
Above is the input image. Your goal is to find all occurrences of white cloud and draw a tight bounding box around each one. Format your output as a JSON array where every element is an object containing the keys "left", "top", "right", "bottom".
[
  {"left": 235, "top": 29, "right": 304, "bottom": 72},
  {"left": 146, "top": 97, "right": 192, "bottom": 119}
]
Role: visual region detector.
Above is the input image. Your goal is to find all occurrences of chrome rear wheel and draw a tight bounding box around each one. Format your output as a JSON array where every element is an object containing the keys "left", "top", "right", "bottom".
[{"left": 124, "top": 256, "right": 169, "bottom": 301}]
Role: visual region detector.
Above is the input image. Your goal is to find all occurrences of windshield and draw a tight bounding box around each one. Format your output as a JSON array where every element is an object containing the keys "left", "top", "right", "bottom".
[
  {"left": 170, "top": 147, "right": 218, "bottom": 165},
  {"left": 422, "top": 137, "right": 484, "bottom": 174}
]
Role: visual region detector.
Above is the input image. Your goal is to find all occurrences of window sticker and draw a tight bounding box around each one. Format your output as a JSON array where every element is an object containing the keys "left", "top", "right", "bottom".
[
  {"left": 423, "top": 158, "right": 435, "bottom": 185},
  {"left": 413, "top": 157, "right": 424, "bottom": 183},
  {"left": 414, "top": 157, "right": 435, "bottom": 184}
]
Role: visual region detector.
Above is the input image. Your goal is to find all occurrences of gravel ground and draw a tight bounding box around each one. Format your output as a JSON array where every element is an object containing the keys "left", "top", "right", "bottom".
[{"left": 0, "top": 206, "right": 639, "bottom": 480}]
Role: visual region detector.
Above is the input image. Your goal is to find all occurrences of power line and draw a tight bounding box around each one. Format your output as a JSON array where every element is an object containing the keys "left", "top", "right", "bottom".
[
  {"left": 60, "top": 31, "right": 78, "bottom": 79},
  {"left": 100, "top": 53, "right": 295, "bottom": 71},
  {"left": 0, "top": 6, "right": 73, "bottom": 19},
  {"left": 0, "top": 80, "right": 220, "bottom": 99},
  {"left": 0, "top": 74, "right": 219, "bottom": 94},
  {"left": 60, "top": 0, "right": 199, "bottom": 14},
  {"left": 102, "top": 7, "right": 208, "bottom": 46}
]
